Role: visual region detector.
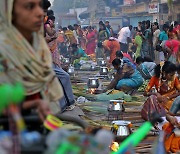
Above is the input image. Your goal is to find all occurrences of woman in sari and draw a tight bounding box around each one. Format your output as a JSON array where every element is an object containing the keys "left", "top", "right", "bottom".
[
  {"left": 162, "top": 40, "right": 180, "bottom": 64},
  {"left": 104, "top": 59, "right": 143, "bottom": 92},
  {"left": 134, "top": 30, "right": 143, "bottom": 59},
  {"left": 142, "top": 61, "right": 180, "bottom": 120},
  {"left": 141, "top": 20, "right": 153, "bottom": 59},
  {"left": 85, "top": 26, "right": 96, "bottom": 56},
  {"left": 0, "top": 0, "right": 64, "bottom": 120},
  {"left": 162, "top": 96, "right": 180, "bottom": 153},
  {"left": 96, "top": 22, "right": 109, "bottom": 59}
]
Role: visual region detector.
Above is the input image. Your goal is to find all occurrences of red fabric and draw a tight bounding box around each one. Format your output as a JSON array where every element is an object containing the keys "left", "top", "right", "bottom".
[
  {"left": 165, "top": 40, "right": 180, "bottom": 54},
  {"left": 26, "top": 93, "right": 41, "bottom": 101},
  {"left": 85, "top": 31, "right": 96, "bottom": 55},
  {"left": 104, "top": 40, "right": 120, "bottom": 63},
  {"left": 123, "top": 53, "right": 134, "bottom": 64}
]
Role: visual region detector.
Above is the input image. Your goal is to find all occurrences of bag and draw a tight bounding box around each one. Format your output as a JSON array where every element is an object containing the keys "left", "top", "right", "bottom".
[{"left": 141, "top": 95, "right": 166, "bottom": 121}]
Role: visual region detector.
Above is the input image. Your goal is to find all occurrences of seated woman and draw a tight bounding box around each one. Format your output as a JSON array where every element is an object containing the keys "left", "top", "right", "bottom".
[
  {"left": 163, "top": 97, "right": 180, "bottom": 153},
  {"left": 136, "top": 56, "right": 156, "bottom": 80},
  {"left": 71, "top": 43, "right": 88, "bottom": 68},
  {"left": 104, "top": 59, "right": 143, "bottom": 92},
  {"left": 142, "top": 61, "right": 180, "bottom": 120},
  {"left": 0, "top": 0, "right": 64, "bottom": 121}
]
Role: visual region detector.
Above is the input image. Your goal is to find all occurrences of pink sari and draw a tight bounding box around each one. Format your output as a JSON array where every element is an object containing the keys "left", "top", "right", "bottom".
[{"left": 85, "top": 31, "right": 96, "bottom": 55}]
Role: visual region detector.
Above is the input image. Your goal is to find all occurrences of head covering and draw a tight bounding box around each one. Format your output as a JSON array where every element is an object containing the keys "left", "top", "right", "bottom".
[{"left": 0, "top": 0, "right": 63, "bottom": 113}]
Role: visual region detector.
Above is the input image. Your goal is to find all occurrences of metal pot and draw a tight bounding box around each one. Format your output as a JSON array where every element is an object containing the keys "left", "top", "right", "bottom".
[
  {"left": 100, "top": 67, "right": 108, "bottom": 75},
  {"left": 87, "top": 78, "right": 99, "bottom": 88},
  {"left": 99, "top": 60, "right": 106, "bottom": 66},
  {"left": 112, "top": 121, "right": 131, "bottom": 137},
  {"left": 64, "top": 58, "right": 70, "bottom": 64},
  {"left": 97, "top": 58, "right": 106, "bottom": 66},
  {"left": 68, "top": 66, "right": 75, "bottom": 74},
  {"left": 90, "top": 65, "right": 96, "bottom": 71},
  {"left": 108, "top": 100, "right": 125, "bottom": 112}
]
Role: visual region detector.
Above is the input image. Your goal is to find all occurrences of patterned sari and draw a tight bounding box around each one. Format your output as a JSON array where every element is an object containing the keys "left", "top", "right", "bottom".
[{"left": 145, "top": 75, "right": 180, "bottom": 110}]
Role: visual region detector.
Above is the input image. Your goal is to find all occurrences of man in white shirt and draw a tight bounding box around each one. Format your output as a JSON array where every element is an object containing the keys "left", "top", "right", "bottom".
[{"left": 118, "top": 25, "right": 132, "bottom": 53}]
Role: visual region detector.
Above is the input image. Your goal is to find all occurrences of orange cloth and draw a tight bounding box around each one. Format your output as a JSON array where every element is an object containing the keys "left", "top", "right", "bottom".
[
  {"left": 145, "top": 75, "right": 180, "bottom": 110},
  {"left": 163, "top": 122, "right": 180, "bottom": 153},
  {"left": 103, "top": 39, "right": 120, "bottom": 63}
]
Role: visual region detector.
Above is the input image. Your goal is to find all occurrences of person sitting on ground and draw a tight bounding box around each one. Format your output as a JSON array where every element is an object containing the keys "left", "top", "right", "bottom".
[
  {"left": 116, "top": 51, "right": 136, "bottom": 69},
  {"left": 70, "top": 44, "right": 88, "bottom": 68},
  {"left": 104, "top": 58, "right": 143, "bottom": 92},
  {"left": 142, "top": 61, "right": 180, "bottom": 121},
  {"left": 136, "top": 57, "right": 156, "bottom": 80},
  {"left": 162, "top": 95, "right": 180, "bottom": 153}
]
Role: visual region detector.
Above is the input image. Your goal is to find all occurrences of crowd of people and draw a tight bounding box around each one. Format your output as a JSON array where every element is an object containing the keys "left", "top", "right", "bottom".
[
  {"left": 0, "top": 0, "right": 180, "bottom": 153},
  {"left": 43, "top": 6, "right": 180, "bottom": 152}
]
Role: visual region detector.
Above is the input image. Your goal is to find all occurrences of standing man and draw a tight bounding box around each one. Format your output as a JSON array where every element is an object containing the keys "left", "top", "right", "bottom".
[{"left": 118, "top": 25, "right": 132, "bottom": 53}]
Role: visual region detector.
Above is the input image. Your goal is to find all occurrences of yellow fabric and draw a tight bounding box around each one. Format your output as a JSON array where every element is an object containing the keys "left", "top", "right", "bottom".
[{"left": 0, "top": 0, "right": 64, "bottom": 113}]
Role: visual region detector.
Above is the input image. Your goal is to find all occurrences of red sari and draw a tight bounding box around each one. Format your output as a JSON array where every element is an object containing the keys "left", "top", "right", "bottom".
[{"left": 85, "top": 31, "right": 96, "bottom": 55}]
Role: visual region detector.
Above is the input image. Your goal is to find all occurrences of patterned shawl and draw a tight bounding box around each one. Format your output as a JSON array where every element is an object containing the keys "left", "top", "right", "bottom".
[{"left": 0, "top": 0, "right": 64, "bottom": 113}]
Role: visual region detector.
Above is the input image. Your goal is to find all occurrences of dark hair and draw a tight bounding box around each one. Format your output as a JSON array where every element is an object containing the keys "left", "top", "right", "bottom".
[
  {"left": 112, "top": 58, "right": 121, "bottom": 66},
  {"left": 177, "top": 65, "right": 180, "bottom": 71},
  {"left": 116, "top": 51, "right": 123, "bottom": 59},
  {"left": 156, "top": 44, "right": 162, "bottom": 51},
  {"left": 68, "top": 25, "right": 74, "bottom": 31},
  {"left": 163, "top": 24, "right": 169, "bottom": 31},
  {"left": 43, "top": 0, "right": 51, "bottom": 10},
  {"left": 47, "top": 15, "right": 55, "bottom": 21},
  {"left": 174, "top": 21, "right": 179, "bottom": 27},
  {"left": 47, "top": 10, "right": 54, "bottom": 16},
  {"left": 145, "top": 20, "right": 150, "bottom": 29},
  {"left": 129, "top": 25, "right": 133, "bottom": 31},
  {"left": 62, "top": 27, "right": 67, "bottom": 31},
  {"left": 71, "top": 43, "right": 78, "bottom": 48},
  {"left": 74, "top": 24, "right": 78, "bottom": 27},
  {"left": 99, "top": 23, "right": 106, "bottom": 31},
  {"left": 99, "top": 21, "right": 104, "bottom": 25},
  {"left": 153, "top": 22, "right": 159, "bottom": 29},
  {"left": 154, "top": 61, "right": 177, "bottom": 78},
  {"left": 136, "top": 57, "right": 144, "bottom": 65},
  {"left": 144, "top": 57, "right": 153, "bottom": 62}
]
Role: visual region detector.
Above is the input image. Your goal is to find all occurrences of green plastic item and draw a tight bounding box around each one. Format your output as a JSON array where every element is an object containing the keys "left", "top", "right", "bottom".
[
  {"left": 112, "top": 122, "right": 152, "bottom": 154},
  {"left": 0, "top": 83, "right": 25, "bottom": 113},
  {"left": 55, "top": 142, "right": 81, "bottom": 154}
]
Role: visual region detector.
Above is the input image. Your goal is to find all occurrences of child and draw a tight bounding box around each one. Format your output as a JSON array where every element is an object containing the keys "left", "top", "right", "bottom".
[{"left": 156, "top": 44, "right": 165, "bottom": 64}]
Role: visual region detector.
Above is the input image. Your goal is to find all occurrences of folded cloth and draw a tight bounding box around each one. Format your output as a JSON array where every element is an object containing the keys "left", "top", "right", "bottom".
[{"left": 96, "top": 90, "right": 132, "bottom": 101}]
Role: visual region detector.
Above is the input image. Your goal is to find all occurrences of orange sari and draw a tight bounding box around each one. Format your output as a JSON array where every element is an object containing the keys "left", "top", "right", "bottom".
[
  {"left": 145, "top": 75, "right": 180, "bottom": 110},
  {"left": 163, "top": 122, "right": 180, "bottom": 153}
]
